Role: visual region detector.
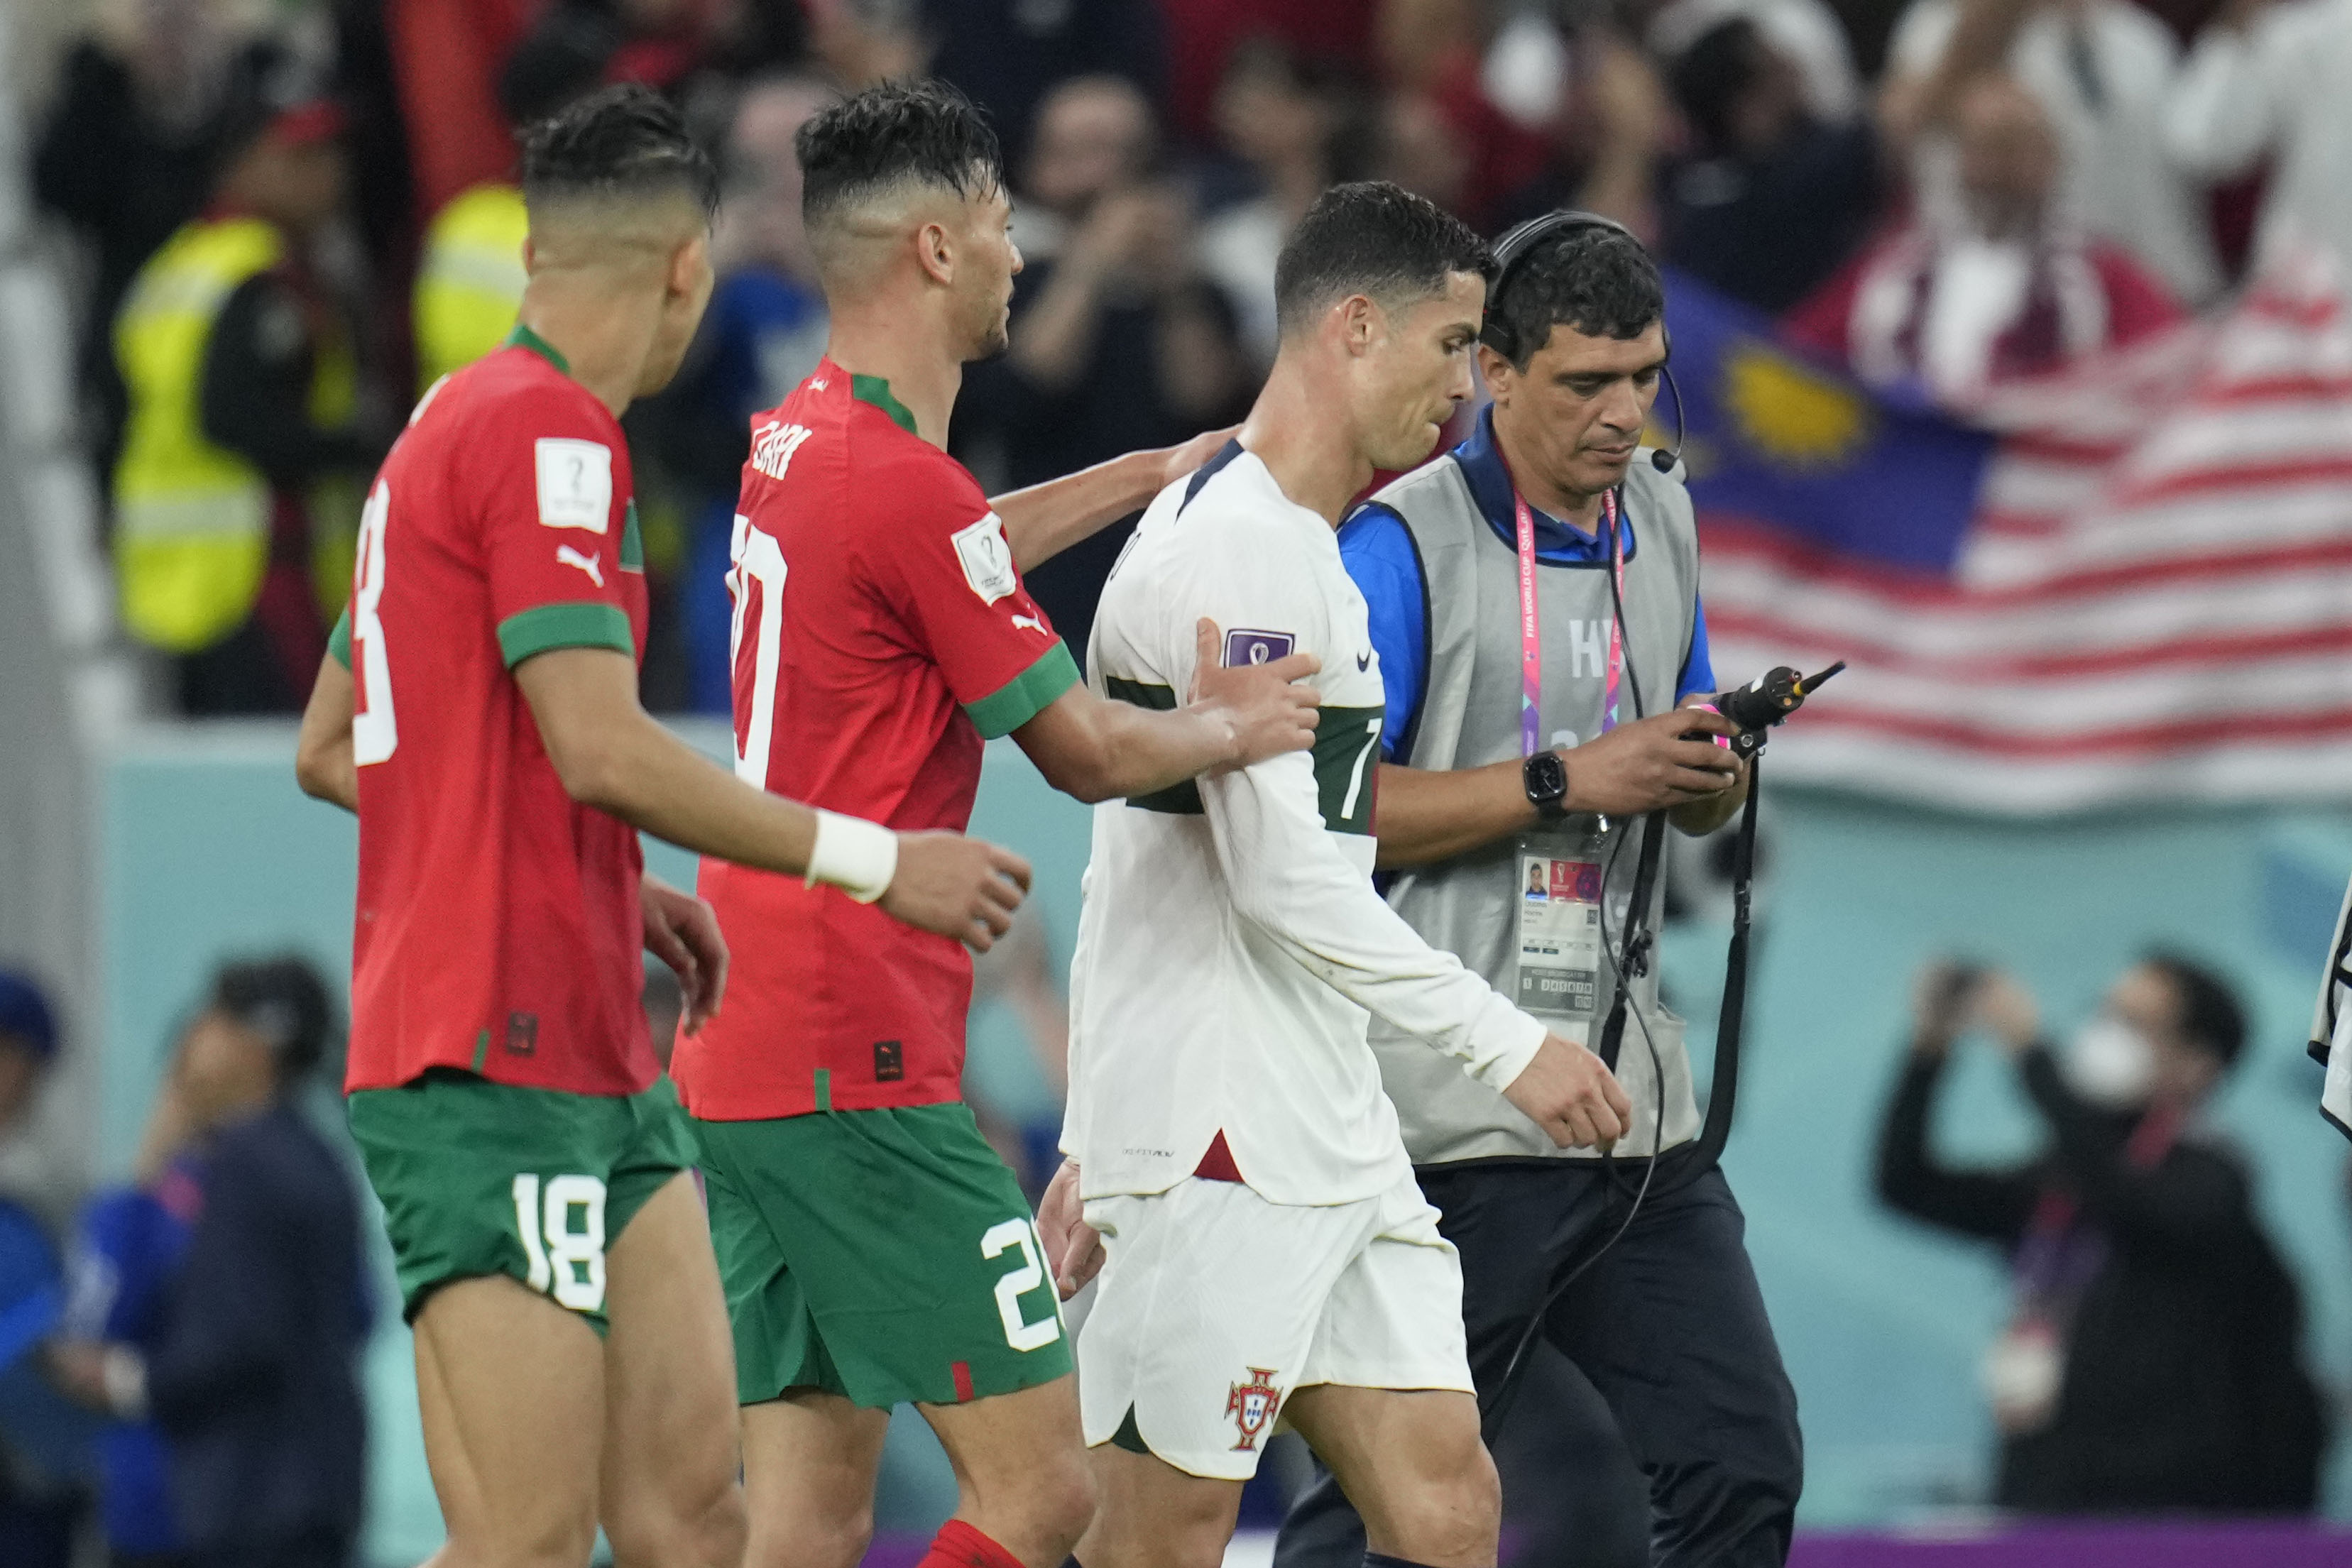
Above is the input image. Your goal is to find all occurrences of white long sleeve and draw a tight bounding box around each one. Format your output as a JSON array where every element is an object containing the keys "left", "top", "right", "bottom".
[
  {"left": 1065, "top": 448, "right": 1551, "bottom": 1205},
  {"left": 1202, "top": 749, "right": 1546, "bottom": 1092}
]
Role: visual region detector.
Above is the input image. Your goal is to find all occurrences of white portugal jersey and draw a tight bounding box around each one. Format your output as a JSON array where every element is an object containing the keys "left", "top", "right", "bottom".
[{"left": 1063, "top": 444, "right": 1548, "bottom": 1207}]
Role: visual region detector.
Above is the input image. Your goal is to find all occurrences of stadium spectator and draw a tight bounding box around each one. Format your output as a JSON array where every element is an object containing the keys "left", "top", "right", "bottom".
[
  {"left": 1647, "top": 0, "right": 1866, "bottom": 124},
  {"left": 1372, "top": 0, "right": 1550, "bottom": 228},
  {"left": 636, "top": 74, "right": 838, "bottom": 713},
  {"left": 50, "top": 1021, "right": 209, "bottom": 1567},
  {"left": 385, "top": 0, "right": 540, "bottom": 224},
  {"left": 52, "top": 958, "right": 372, "bottom": 1568},
  {"left": 1658, "top": 16, "right": 1883, "bottom": 313},
  {"left": 0, "top": 975, "right": 80, "bottom": 1568},
  {"left": 1194, "top": 39, "right": 1369, "bottom": 368},
  {"left": 2164, "top": 0, "right": 2352, "bottom": 278},
  {"left": 956, "top": 75, "right": 1254, "bottom": 655},
  {"left": 412, "top": 17, "right": 621, "bottom": 394},
  {"left": 111, "top": 92, "right": 383, "bottom": 716},
  {"left": 1879, "top": 0, "right": 2222, "bottom": 305},
  {"left": 919, "top": 0, "right": 1164, "bottom": 170},
  {"left": 1785, "top": 72, "right": 2182, "bottom": 402},
  {"left": 1876, "top": 955, "right": 2326, "bottom": 1513},
  {"left": 1156, "top": 1, "right": 1378, "bottom": 143},
  {"left": 802, "top": 0, "right": 931, "bottom": 91},
  {"left": 33, "top": 1, "right": 285, "bottom": 479},
  {"left": 501, "top": 0, "right": 725, "bottom": 106}
]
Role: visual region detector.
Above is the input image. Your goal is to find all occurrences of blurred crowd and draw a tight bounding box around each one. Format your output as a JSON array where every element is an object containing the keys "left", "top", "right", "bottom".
[
  {"left": 21, "top": 0, "right": 2352, "bottom": 714},
  {"left": 0, "top": 960, "right": 368, "bottom": 1568}
]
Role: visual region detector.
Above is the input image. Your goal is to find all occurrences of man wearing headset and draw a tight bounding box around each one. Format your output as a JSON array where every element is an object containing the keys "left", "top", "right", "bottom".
[{"left": 1272, "top": 216, "right": 1803, "bottom": 1567}]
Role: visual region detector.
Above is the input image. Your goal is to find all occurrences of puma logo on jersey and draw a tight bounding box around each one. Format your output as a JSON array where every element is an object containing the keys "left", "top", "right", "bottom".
[
  {"left": 1011, "top": 613, "right": 1048, "bottom": 635},
  {"left": 557, "top": 544, "right": 604, "bottom": 586},
  {"left": 750, "top": 421, "right": 815, "bottom": 481}
]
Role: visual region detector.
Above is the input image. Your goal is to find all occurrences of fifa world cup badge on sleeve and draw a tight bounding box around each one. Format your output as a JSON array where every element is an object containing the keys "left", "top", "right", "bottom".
[
  {"left": 951, "top": 512, "right": 1018, "bottom": 604},
  {"left": 1226, "top": 1368, "right": 1283, "bottom": 1452},
  {"left": 1516, "top": 835, "right": 1607, "bottom": 1031},
  {"left": 1223, "top": 628, "right": 1296, "bottom": 667}
]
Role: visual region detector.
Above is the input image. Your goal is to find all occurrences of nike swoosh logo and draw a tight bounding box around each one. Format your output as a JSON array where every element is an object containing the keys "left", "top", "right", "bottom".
[
  {"left": 556, "top": 544, "right": 605, "bottom": 587},
  {"left": 1357, "top": 652, "right": 1372, "bottom": 671}
]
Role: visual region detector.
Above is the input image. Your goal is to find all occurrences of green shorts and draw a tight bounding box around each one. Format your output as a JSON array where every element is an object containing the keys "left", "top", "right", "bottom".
[
  {"left": 694, "top": 1101, "right": 1073, "bottom": 1410},
  {"left": 347, "top": 1068, "right": 701, "bottom": 1333}
]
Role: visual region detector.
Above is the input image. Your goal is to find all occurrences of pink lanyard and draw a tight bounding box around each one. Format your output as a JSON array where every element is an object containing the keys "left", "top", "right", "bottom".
[{"left": 1515, "top": 488, "right": 1627, "bottom": 759}]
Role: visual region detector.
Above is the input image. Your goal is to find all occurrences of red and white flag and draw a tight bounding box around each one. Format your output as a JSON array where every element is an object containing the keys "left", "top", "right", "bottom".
[{"left": 1699, "top": 247, "right": 2352, "bottom": 813}]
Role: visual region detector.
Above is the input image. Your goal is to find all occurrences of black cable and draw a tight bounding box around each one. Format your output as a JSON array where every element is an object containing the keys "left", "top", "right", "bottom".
[
  {"left": 1481, "top": 823, "right": 1668, "bottom": 1438},
  {"left": 1480, "top": 502, "right": 1668, "bottom": 1438}
]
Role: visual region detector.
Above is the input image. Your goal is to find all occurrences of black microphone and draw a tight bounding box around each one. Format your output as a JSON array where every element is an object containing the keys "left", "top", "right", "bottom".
[{"left": 1698, "top": 662, "right": 1847, "bottom": 758}]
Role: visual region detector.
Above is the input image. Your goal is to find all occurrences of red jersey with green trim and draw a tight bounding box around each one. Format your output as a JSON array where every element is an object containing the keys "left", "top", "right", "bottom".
[
  {"left": 339, "top": 329, "right": 655, "bottom": 1096},
  {"left": 672, "top": 360, "right": 1078, "bottom": 1120}
]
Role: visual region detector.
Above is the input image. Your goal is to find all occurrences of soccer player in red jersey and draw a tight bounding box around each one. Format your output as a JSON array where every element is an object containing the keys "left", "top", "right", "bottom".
[
  {"left": 292, "top": 87, "right": 1032, "bottom": 1568},
  {"left": 667, "top": 82, "right": 1323, "bottom": 1568}
]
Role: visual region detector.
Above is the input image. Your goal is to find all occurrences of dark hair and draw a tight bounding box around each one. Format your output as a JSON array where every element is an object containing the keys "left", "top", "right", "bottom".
[
  {"left": 797, "top": 80, "right": 1004, "bottom": 231},
  {"left": 522, "top": 83, "right": 720, "bottom": 220},
  {"left": 2143, "top": 950, "right": 2248, "bottom": 1070},
  {"left": 210, "top": 955, "right": 337, "bottom": 1084},
  {"left": 1485, "top": 222, "right": 1665, "bottom": 368},
  {"left": 1274, "top": 181, "right": 1493, "bottom": 337},
  {"left": 1668, "top": 18, "right": 1767, "bottom": 154}
]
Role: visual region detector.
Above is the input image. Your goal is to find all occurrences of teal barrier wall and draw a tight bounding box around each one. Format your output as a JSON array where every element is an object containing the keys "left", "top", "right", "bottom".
[{"left": 94, "top": 724, "right": 2352, "bottom": 1559}]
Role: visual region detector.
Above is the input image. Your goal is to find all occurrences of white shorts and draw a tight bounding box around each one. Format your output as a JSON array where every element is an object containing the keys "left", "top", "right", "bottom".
[{"left": 1076, "top": 1170, "right": 1474, "bottom": 1481}]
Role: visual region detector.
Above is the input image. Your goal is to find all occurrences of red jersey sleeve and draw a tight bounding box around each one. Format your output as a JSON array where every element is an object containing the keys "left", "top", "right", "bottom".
[
  {"left": 870, "top": 449, "right": 1081, "bottom": 739},
  {"left": 466, "top": 383, "right": 640, "bottom": 667}
]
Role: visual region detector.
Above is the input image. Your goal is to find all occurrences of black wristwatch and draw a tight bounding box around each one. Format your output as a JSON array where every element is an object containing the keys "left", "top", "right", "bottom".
[{"left": 1523, "top": 751, "right": 1569, "bottom": 820}]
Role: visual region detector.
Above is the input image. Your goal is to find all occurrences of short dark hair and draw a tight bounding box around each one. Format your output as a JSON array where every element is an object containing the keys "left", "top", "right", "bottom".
[
  {"left": 522, "top": 83, "right": 719, "bottom": 219},
  {"left": 209, "top": 955, "right": 337, "bottom": 1084},
  {"left": 1485, "top": 222, "right": 1665, "bottom": 368},
  {"left": 2144, "top": 950, "right": 2248, "bottom": 1071},
  {"left": 797, "top": 80, "right": 1004, "bottom": 231},
  {"left": 1273, "top": 181, "right": 1494, "bottom": 337}
]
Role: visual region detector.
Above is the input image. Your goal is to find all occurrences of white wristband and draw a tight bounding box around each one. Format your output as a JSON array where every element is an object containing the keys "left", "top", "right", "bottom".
[{"left": 806, "top": 810, "right": 899, "bottom": 904}]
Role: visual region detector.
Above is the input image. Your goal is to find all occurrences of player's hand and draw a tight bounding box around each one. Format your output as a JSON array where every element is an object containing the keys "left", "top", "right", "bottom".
[
  {"left": 1037, "top": 1158, "right": 1105, "bottom": 1300},
  {"left": 1189, "top": 618, "right": 1321, "bottom": 772},
  {"left": 1503, "top": 1034, "right": 1633, "bottom": 1150},
  {"left": 642, "top": 876, "right": 729, "bottom": 1036},
  {"left": 1161, "top": 424, "right": 1240, "bottom": 488},
  {"left": 1563, "top": 708, "right": 1740, "bottom": 818},
  {"left": 883, "top": 832, "right": 1032, "bottom": 952}
]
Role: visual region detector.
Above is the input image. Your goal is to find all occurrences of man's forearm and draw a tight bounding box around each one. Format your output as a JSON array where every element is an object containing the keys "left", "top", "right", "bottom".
[
  {"left": 995, "top": 449, "right": 1165, "bottom": 571},
  {"left": 1019, "top": 687, "right": 1238, "bottom": 805},
  {"left": 575, "top": 708, "right": 821, "bottom": 876},
  {"left": 1372, "top": 759, "right": 1536, "bottom": 871}
]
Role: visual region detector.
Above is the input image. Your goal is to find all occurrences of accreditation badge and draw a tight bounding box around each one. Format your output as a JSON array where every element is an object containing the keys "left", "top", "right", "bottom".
[{"left": 1514, "top": 830, "right": 1608, "bottom": 1036}]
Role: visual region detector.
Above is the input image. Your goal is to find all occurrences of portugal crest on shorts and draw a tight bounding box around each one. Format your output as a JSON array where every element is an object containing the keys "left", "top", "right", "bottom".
[{"left": 1225, "top": 1367, "right": 1282, "bottom": 1452}]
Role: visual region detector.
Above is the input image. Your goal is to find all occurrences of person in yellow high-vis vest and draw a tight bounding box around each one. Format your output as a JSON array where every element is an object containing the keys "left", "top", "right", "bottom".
[
  {"left": 112, "top": 97, "right": 382, "bottom": 714},
  {"left": 413, "top": 180, "right": 530, "bottom": 390}
]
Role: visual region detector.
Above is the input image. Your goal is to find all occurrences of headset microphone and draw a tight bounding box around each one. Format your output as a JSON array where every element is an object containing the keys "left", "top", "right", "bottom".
[
  {"left": 1482, "top": 208, "right": 1688, "bottom": 476},
  {"left": 1649, "top": 363, "right": 1687, "bottom": 473}
]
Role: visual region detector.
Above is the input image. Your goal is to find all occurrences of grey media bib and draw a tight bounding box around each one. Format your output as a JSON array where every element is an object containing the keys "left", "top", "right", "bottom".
[{"left": 1374, "top": 451, "right": 1705, "bottom": 1163}]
